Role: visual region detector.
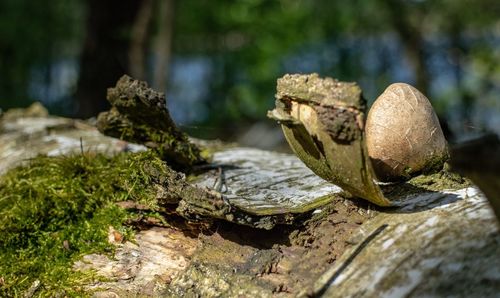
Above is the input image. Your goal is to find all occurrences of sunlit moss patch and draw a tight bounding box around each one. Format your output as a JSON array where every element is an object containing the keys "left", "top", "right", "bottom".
[{"left": 0, "top": 151, "right": 170, "bottom": 296}]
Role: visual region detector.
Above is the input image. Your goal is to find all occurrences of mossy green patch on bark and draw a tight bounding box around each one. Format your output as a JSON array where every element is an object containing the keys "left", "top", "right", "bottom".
[
  {"left": 0, "top": 151, "right": 177, "bottom": 296},
  {"left": 382, "top": 165, "right": 471, "bottom": 200}
]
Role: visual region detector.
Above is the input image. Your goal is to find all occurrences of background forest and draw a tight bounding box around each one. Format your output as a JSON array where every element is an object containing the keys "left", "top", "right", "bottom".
[{"left": 1, "top": 0, "right": 499, "bottom": 148}]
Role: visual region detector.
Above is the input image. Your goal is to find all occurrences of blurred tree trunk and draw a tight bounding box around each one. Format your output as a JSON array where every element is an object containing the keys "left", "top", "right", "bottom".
[
  {"left": 152, "top": 0, "right": 175, "bottom": 91},
  {"left": 75, "top": 0, "right": 142, "bottom": 118},
  {"left": 75, "top": 0, "right": 175, "bottom": 118},
  {"left": 129, "top": 0, "right": 154, "bottom": 81}
]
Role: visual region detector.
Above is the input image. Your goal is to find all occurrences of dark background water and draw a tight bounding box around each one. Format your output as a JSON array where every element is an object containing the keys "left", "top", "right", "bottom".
[{"left": 1, "top": 0, "right": 499, "bottom": 148}]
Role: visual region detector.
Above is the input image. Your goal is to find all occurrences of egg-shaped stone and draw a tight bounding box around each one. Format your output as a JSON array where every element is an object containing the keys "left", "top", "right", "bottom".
[{"left": 366, "top": 83, "right": 448, "bottom": 181}]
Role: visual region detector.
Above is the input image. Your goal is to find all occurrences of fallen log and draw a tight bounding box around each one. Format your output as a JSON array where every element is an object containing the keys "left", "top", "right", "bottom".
[{"left": 0, "top": 103, "right": 498, "bottom": 297}]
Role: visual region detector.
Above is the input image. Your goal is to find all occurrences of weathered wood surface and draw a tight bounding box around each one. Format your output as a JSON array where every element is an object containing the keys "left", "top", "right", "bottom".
[
  {"left": 313, "top": 187, "right": 500, "bottom": 297},
  {"left": 1, "top": 110, "right": 499, "bottom": 297},
  {"left": 0, "top": 109, "right": 143, "bottom": 175},
  {"left": 193, "top": 148, "right": 341, "bottom": 215}
]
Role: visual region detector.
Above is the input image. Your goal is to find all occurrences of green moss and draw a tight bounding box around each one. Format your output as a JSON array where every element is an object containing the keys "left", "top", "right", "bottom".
[
  {"left": 0, "top": 150, "right": 171, "bottom": 296},
  {"left": 408, "top": 165, "right": 470, "bottom": 191},
  {"left": 383, "top": 165, "right": 471, "bottom": 200}
]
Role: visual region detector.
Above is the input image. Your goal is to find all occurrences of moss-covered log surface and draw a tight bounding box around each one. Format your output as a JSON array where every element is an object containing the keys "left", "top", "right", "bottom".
[{"left": 1, "top": 105, "right": 499, "bottom": 297}]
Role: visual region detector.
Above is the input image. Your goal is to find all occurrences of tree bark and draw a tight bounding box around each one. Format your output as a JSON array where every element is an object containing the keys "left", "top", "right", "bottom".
[
  {"left": 2, "top": 105, "right": 498, "bottom": 297},
  {"left": 96, "top": 75, "right": 207, "bottom": 170}
]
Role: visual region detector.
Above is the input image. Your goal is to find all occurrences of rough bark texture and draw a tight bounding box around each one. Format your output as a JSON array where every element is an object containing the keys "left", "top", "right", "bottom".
[
  {"left": 96, "top": 75, "right": 206, "bottom": 169},
  {"left": 1, "top": 106, "right": 499, "bottom": 297},
  {"left": 0, "top": 103, "right": 138, "bottom": 175},
  {"left": 313, "top": 187, "right": 500, "bottom": 298}
]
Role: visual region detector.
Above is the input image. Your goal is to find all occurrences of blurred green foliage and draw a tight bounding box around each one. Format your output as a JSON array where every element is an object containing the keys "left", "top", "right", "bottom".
[
  {"left": 0, "top": 0, "right": 499, "bottom": 136},
  {"left": 171, "top": 0, "right": 500, "bottom": 135},
  {"left": 173, "top": 0, "right": 320, "bottom": 123},
  {"left": 0, "top": 0, "right": 83, "bottom": 109}
]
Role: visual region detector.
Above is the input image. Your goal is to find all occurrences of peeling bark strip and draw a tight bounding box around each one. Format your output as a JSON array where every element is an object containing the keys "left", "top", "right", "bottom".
[
  {"left": 97, "top": 75, "right": 206, "bottom": 169},
  {"left": 185, "top": 148, "right": 343, "bottom": 229},
  {"left": 268, "top": 73, "right": 391, "bottom": 206},
  {"left": 193, "top": 148, "right": 341, "bottom": 214}
]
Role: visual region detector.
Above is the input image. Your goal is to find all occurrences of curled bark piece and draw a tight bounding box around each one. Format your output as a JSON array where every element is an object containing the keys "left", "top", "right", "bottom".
[
  {"left": 97, "top": 75, "right": 207, "bottom": 169},
  {"left": 180, "top": 147, "right": 344, "bottom": 229},
  {"left": 268, "top": 73, "right": 391, "bottom": 206}
]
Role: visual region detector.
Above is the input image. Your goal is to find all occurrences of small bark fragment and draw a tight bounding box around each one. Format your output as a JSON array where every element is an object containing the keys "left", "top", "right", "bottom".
[{"left": 97, "top": 75, "right": 207, "bottom": 170}]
